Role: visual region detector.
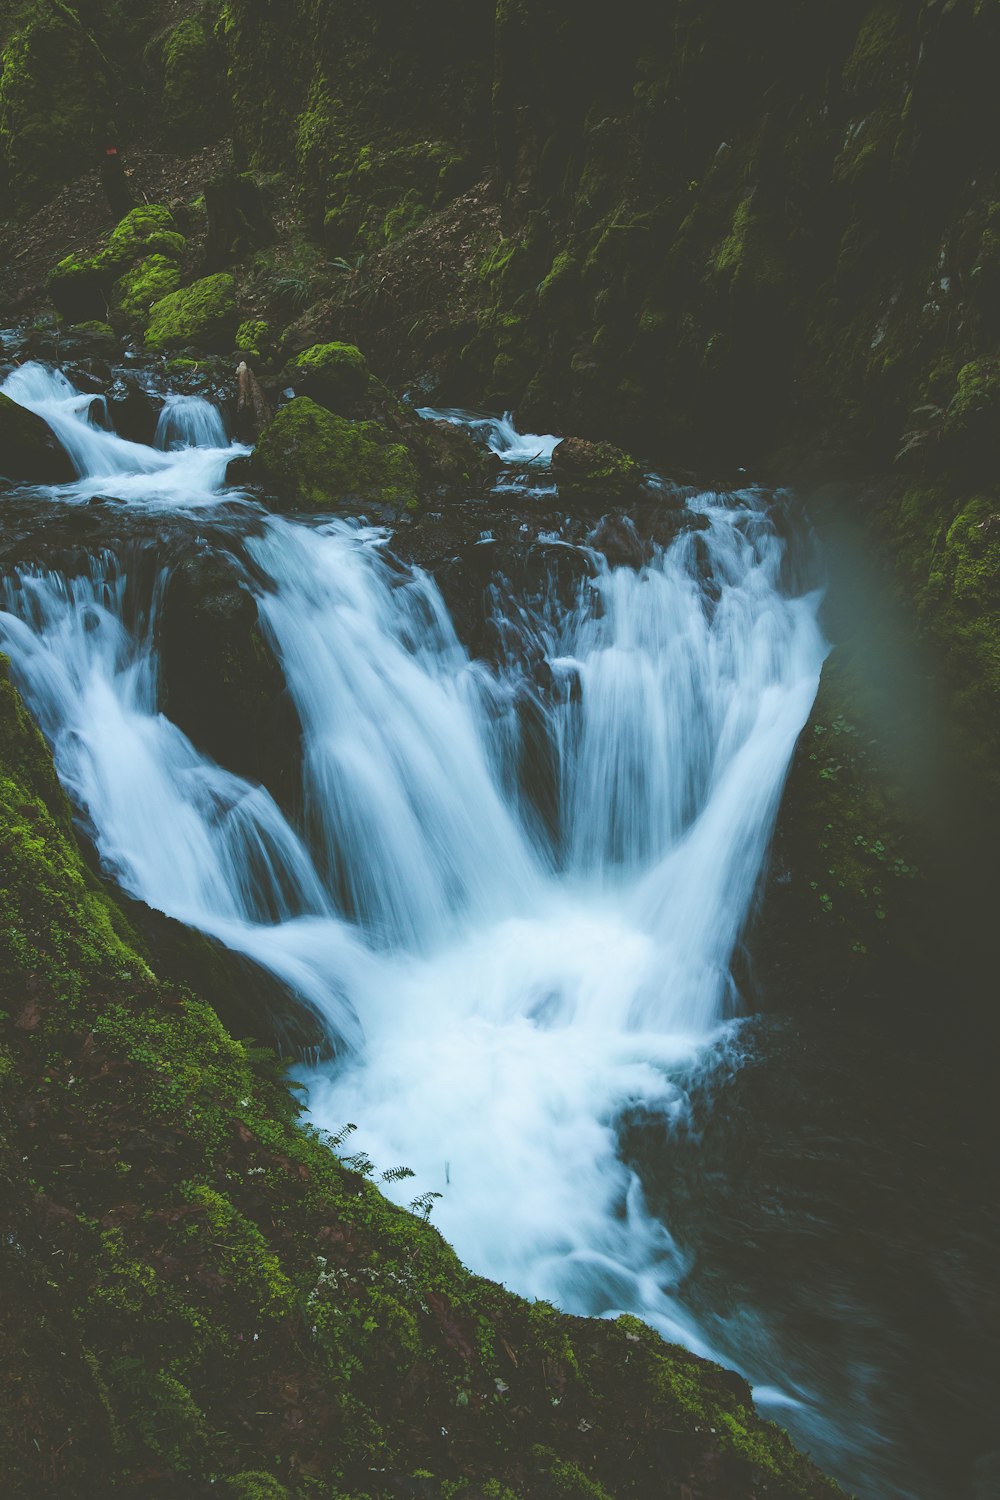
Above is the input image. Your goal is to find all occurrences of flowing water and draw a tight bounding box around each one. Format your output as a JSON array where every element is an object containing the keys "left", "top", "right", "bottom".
[{"left": 3, "top": 363, "right": 993, "bottom": 1499}]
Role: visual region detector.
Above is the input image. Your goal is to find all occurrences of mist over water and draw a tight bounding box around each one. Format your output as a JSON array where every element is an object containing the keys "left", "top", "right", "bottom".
[{"left": 10, "top": 362, "right": 935, "bottom": 1486}]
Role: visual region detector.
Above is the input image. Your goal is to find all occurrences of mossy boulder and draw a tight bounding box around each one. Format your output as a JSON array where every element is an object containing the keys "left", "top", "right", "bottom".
[
  {"left": 145, "top": 273, "right": 239, "bottom": 353},
  {"left": 0, "top": 4, "right": 112, "bottom": 210},
  {"left": 105, "top": 205, "right": 186, "bottom": 265},
  {"left": 47, "top": 207, "right": 186, "bottom": 323},
  {"left": 252, "top": 397, "right": 419, "bottom": 511},
  {"left": 235, "top": 319, "right": 271, "bottom": 360},
  {"left": 161, "top": 14, "right": 226, "bottom": 147},
  {"left": 0, "top": 392, "right": 75, "bottom": 485},
  {"left": 291, "top": 340, "right": 369, "bottom": 410},
  {"left": 551, "top": 435, "right": 644, "bottom": 502},
  {"left": 112, "top": 254, "right": 183, "bottom": 324}
]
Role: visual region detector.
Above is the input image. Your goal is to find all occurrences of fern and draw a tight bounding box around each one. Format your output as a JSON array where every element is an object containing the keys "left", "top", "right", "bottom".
[
  {"left": 381, "top": 1165, "right": 416, "bottom": 1184},
  {"left": 409, "top": 1190, "right": 443, "bottom": 1219},
  {"left": 341, "top": 1151, "right": 375, "bottom": 1177}
]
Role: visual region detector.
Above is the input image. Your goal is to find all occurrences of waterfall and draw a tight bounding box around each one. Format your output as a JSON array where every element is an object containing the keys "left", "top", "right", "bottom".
[
  {"left": 155, "top": 392, "right": 231, "bottom": 451},
  {"left": 0, "top": 362, "right": 828, "bottom": 1402},
  {"left": 3, "top": 361, "right": 246, "bottom": 506},
  {"left": 416, "top": 404, "right": 562, "bottom": 466}
]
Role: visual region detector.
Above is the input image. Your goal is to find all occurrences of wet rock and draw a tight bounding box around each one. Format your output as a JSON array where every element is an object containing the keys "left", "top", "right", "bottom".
[
  {"left": 105, "top": 372, "right": 163, "bottom": 446},
  {"left": 0, "top": 392, "right": 75, "bottom": 484},
  {"left": 587, "top": 513, "right": 646, "bottom": 570},
  {"left": 160, "top": 549, "right": 302, "bottom": 811},
  {"left": 411, "top": 416, "right": 495, "bottom": 492},
  {"left": 551, "top": 435, "right": 644, "bottom": 502}
]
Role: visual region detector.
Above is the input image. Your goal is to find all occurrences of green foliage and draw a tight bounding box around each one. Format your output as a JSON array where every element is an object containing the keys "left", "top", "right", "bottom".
[{"left": 145, "top": 272, "right": 239, "bottom": 352}]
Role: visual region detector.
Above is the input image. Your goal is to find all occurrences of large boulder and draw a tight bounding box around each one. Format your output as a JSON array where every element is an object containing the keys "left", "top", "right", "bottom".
[
  {"left": 145, "top": 273, "right": 238, "bottom": 353},
  {"left": 0, "top": 393, "right": 74, "bottom": 484},
  {"left": 47, "top": 207, "right": 187, "bottom": 324},
  {"left": 251, "top": 397, "right": 418, "bottom": 511}
]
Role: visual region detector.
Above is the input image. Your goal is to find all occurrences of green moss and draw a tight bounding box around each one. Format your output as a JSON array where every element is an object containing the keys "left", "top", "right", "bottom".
[
  {"left": 113, "top": 254, "right": 183, "bottom": 324},
  {"left": 252, "top": 397, "right": 418, "bottom": 511},
  {"left": 292, "top": 341, "right": 369, "bottom": 409},
  {"left": 104, "top": 205, "right": 186, "bottom": 267},
  {"left": 537, "top": 251, "right": 580, "bottom": 307},
  {"left": 0, "top": 3, "right": 112, "bottom": 210},
  {"left": 46, "top": 207, "right": 185, "bottom": 321},
  {"left": 227, "top": 1475, "right": 292, "bottom": 1500},
  {"left": 528, "top": 1446, "right": 613, "bottom": 1500},
  {"left": 236, "top": 319, "right": 272, "bottom": 359},
  {"left": 712, "top": 197, "right": 784, "bottom": 289},
  {"left": 161, "top": 14, "right": 225, "bottom": 147},
  {"left": 295, "top": 81, "right": 353, "bottom": 225},
  {"left": 551, "top": 436, "right": 643, "bottom": 498},
  {"left": 70, "top": 320, "right": 116, "bottom": 339},
  {"left": 145, "top": 273, "right": 239, "bottom": 353},
  {"left": 944, "top": 357, "right": 1000, "bottom": 454}
]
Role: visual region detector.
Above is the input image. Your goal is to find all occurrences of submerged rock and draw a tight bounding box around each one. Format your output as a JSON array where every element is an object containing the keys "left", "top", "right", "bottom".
[
  {"left": 251, "top": 396, "right": 418, "bottom": 511},
  {"left": 0, "top": 392, "right": 74, "bottom": 484}
]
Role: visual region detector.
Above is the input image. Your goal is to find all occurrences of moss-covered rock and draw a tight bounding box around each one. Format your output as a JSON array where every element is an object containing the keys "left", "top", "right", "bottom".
[
  {"left": 942, "top": 357, "right": 1000, "bottom": 471},
  {"left": 145, "top": 273, "right": 239, "bottom": 353},
  {"left": 551, "top": 435, "right": 643, "bottom": 502},
  {"left": 291, "top": 340, "right": 369, "bottom": 410},
  {"left": 0, "top": 3, "right": 112, "bottom": 211},
  {"left": 252, "top": 396, "right": 419, "bottom": 511},
  {"left": 161, "top": 13, "right": 226, "bottom": 148},
  {"left": 235, "top": 319, "right": 272, "bottom": 360},
  {"left": 104, "top": 205, "right": 186, "bottom": 265},
  {"left": 47, "top": 207, "right": 186, "bottom": 322},
  {"left": 112, "top": 254, "right": 183, "bottom": 324},
  {"left": 0, "top": 391, "right": 75, "bottom": 485}
]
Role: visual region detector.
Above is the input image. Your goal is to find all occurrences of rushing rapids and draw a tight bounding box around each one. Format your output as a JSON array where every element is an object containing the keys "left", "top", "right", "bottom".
[{"left": 1, "top": 363, "right": 861, "bottom": 1478}]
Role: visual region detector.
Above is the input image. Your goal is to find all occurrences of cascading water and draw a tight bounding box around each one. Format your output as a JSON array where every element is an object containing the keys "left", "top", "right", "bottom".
[
  {"left": 3, "top": 362, "right": 246, "bottom": 505},
  {"left": 0, "top": 362, "right": 856, "bottom": 1477}
]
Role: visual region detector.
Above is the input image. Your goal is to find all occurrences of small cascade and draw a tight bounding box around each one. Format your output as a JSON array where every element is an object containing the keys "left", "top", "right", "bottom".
[
  {"left": 155, "top": 393, "right": 230, "bottom": 451},
  {"left": 1, "top": 362, "right": 246, "bottom": 506}
]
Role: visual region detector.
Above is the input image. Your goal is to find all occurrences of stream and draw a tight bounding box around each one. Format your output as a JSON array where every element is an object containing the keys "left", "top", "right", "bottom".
[{"left": 1, "top": 361, "right": 996, "bottom": 1500}]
